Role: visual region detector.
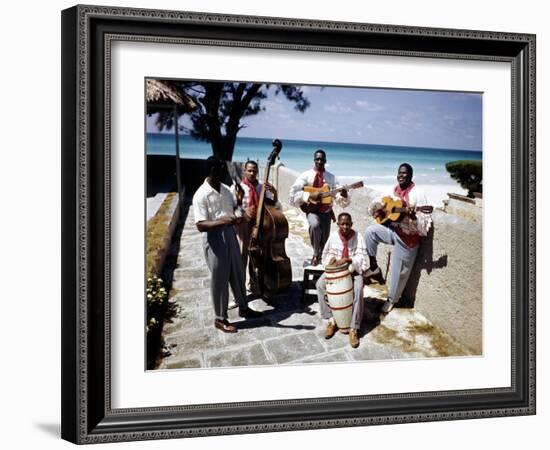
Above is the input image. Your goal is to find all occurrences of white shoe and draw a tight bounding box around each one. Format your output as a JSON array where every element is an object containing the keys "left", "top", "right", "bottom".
[
  {"left": 364, "top": 266, "right": 381, "bottom": 278},
  {"left": 228, "top": 300, "right": 238, "bottom": 310},
  {"left": 381, "top": 299, "right": 395, "bottom": 313}
]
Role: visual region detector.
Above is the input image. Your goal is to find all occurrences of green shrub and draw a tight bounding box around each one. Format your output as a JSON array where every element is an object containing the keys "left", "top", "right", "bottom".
[{"left": 445, "top": 160, "right": 482, "bottom": 197}]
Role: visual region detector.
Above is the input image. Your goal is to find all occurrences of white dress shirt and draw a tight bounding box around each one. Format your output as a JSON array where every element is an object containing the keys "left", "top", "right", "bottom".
[
  {"left": 321, "top": 230, "right": 368, "bottom": 275},
  {"left": 288, "top": 169, "right": 351, "bottom": 209},
  {"left": 192, "top": 179, "right": 242, "bottom": 223},
  {"left": 369, "top": 184, "right": 432, "bottom": 236}
]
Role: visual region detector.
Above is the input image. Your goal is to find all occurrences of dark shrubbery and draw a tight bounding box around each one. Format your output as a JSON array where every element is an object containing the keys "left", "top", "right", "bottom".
[{"left": 445, "top": 160, "right": 482, "bottom": 198}]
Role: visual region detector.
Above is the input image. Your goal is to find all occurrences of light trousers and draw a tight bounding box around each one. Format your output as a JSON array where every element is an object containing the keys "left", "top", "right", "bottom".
[
  {"left": 203, "top": 225, "right": 248, "bottom": 320},
  {"left": 364, "top": 224, "right": 419, "bottom": 304}
]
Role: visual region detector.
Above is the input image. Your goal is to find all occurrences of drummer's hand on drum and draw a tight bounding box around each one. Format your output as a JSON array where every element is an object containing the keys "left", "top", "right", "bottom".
[{"left": 328, "top": 257, "right": 337, "bottom": 266}]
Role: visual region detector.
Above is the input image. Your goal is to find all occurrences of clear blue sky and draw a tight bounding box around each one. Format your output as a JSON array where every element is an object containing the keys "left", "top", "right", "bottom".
[{"left": 147, "top": 84, "right": 482, "bottom": 151}]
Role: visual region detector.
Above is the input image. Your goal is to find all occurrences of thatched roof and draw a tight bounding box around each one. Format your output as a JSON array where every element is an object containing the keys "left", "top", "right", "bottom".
[{"left": 146, "top": 79, "right": 197, "bottom": 112}]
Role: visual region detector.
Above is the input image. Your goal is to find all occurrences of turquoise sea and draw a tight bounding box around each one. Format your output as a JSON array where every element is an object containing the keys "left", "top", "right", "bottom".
[{"left": 146, "top": 134, "right": 481, "bottom": 188}]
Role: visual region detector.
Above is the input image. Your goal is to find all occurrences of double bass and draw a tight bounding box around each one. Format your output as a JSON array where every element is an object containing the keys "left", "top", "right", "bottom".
[{"left": 249, "top": 139, "right": 292, "bottom": 298}]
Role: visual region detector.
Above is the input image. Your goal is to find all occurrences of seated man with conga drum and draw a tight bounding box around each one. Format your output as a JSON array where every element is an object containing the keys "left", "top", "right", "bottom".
[{"left": 315, "top": 212, "right": 368, "bottom": 348}]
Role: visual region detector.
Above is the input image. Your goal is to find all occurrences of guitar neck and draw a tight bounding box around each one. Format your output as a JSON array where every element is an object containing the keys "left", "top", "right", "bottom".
[
  {"left": 393, "top": 205, "right": 431, "bottom": 213},
  {"left": 321, "top": 182, "right": 363, "bottom": 198}
]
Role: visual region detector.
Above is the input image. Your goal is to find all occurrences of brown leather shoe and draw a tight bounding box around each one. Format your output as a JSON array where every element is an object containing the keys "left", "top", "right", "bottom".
[
  {"left": 349, "top": 329, "right": 360, "bottom": 348},
  {"left": 325, "top": 322, "right": 338, "bottom": 339},
  {"left": 214, "top": 319, "right": 237, "bottom": 333}
]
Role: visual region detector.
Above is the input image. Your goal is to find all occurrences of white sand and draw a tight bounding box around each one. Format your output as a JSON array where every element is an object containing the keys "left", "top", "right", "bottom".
[{"left": 365, "top": 184, "right": 469, "bottom": 209}]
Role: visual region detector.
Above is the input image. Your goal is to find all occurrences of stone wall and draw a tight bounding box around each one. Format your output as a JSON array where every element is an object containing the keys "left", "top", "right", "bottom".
[
  {"left": 442, "top": 193, "right": 483, "bottom": 223},
  {"left": 274, "top": 164, "right": 482, "bottom": 354}
]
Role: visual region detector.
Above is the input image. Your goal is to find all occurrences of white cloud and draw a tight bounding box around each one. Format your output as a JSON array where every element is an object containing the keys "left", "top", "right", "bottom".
[
  {"left": 442, "top": 113, "right": 460, "bottom": 126},
  {"left": 355, "top": 100, "right": 385, "bottom": 112},
  {"left": 324, "top": 104, "right": 352, "bottom": 113}
]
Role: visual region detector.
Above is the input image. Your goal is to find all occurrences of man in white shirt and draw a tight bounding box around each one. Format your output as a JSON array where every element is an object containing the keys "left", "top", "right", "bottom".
[
  {"left": 231, "top": 160, "right": 279, "bottom": 295},
  {"left": 289, "top": 149, "right": 350, "bottom": 266},
  {"left": 315, "top": 212, "right": 367, "bottom": 348},
  {"left": 192, "top": 157, "right": 262, "bottom": 333},
  {"left": 364, "top": 163, "right": 433, "bottom": 314}
]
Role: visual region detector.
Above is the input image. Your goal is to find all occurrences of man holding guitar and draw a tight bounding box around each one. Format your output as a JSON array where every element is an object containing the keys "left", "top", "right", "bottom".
[
  {"left": 364, "top": 163, "right": 433, "bottom": 313},
  {"left": 289, "top": 149, "right": 352, "bottom": 266}
]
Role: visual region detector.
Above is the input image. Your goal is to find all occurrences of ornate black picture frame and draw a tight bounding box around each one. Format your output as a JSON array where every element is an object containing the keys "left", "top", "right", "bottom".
[{"left": 61, "top": 4, "right": 536, "bottom": 444}]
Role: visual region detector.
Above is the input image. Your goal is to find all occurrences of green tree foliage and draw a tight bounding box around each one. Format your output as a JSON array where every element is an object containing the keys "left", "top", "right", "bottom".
[
  {"left": 152, "top": 82, "right": 310, "bottom": 161},
  {"left": 445, "top": 160, "right": 482, "bottom": 197}
]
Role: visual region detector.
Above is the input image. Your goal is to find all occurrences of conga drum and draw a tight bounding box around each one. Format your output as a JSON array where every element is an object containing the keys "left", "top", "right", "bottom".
[{"left": 324, "top": 262, "right": 353, "bottom": 332}]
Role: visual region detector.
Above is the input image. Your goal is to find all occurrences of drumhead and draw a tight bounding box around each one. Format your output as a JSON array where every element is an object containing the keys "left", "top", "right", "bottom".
[{"left": 324, "top": 262, "right": 350, "bottom": 273}]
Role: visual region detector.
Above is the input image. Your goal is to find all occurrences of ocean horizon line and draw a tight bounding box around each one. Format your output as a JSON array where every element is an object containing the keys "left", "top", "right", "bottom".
[{"left": 146, "top": 132, "right": 482, "bottom": 154}]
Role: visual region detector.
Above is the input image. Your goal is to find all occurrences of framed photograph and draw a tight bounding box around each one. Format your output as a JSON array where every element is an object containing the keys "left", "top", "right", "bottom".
[{"left": 61, "top": 4, "right": 535, "bottom": 444}]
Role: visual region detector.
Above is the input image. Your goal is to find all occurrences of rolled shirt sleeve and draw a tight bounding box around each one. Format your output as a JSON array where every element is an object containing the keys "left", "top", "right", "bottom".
[
  {"left": 329, "top": 173, "right": 350, "bottom": 208},
  {"left": 334, "top": 191, "right": 351, "bottom": 208},
  {"left": 288, "top": 172, "right": 310, "bottom": 206},
  {"left": 348, "top": 233, "right": 368, "bottom": 274},
  {"left": 192, "top": 196, "right": 209, "bottom": 223},
  {"left": 409, "top": 188, "right": 432, "bottom": 236}
]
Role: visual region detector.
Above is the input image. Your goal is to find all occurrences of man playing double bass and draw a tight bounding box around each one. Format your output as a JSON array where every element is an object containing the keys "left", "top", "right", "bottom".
[
  {"left": 231, "top": 160, "right": 280, "bottom": 295},
  {"left": 289, "top": 149, "right": 350, "bottom": 266}
]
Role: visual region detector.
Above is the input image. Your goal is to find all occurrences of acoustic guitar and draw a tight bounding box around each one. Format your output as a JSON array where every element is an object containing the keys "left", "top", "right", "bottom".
[
  {"left": 375, "top": 196, "right": 433, "bottom": 224},
  {"left": 300, "top": 181, "right": 364, "bottom": 214}
]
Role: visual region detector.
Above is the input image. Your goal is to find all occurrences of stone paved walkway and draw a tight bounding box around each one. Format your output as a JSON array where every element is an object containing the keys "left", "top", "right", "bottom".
[{"left": 157, "top": 201, "right": 471, "bottom": 370}]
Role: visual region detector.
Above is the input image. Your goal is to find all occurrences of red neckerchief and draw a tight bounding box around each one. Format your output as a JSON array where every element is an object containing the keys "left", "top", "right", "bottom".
[
  {"left": 393, "top": 182, "right": 420, "bottom": 248},
  {"left": 394, "top": 181, "right": 415, "bottom": 205},
  {"left": 313, "top": 167, "right": 332, "bottom": 215},
  {"left": 338, "top": 229, "right": 355, "bottom": 260},
  {"left": 242, "top": 177, "right": 259, "bottom": 216},
  {"left": 313, "top": 166, "right": 324, "bottom": 188}
]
